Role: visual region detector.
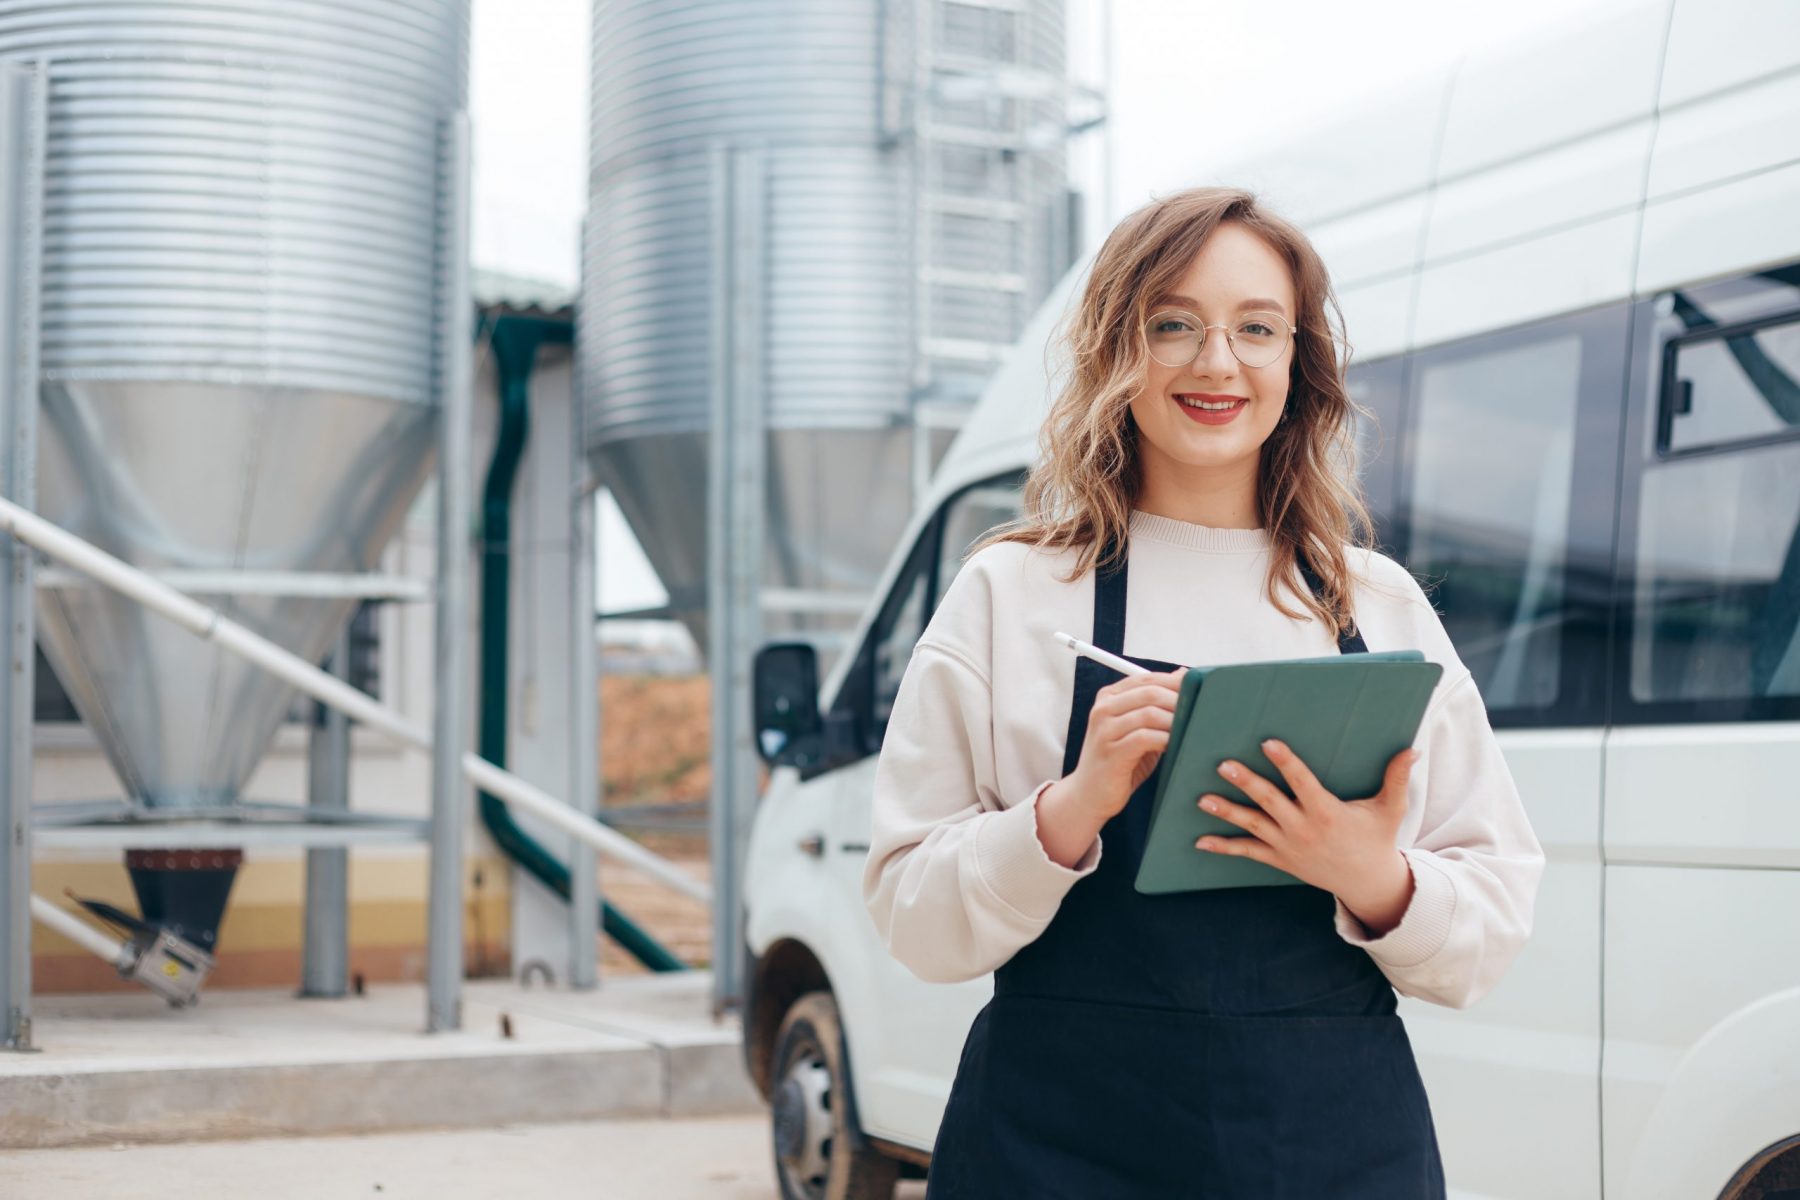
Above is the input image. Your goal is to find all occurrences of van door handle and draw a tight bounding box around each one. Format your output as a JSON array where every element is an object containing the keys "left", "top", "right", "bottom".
[{"left": 797, "top": 834, "right": 825, "bottom": 858}]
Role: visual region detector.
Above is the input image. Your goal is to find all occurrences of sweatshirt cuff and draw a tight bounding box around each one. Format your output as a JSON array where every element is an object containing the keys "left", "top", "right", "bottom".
[
  {"left": 970, "top": 779, "right": 1103, "bottom": 923},
  {"left": 1333, "top": 847, "right": 1457, "bottom": 969}
]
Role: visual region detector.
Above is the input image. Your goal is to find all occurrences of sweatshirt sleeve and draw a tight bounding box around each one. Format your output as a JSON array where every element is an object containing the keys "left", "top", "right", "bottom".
[
  {"left": 862, "top": 637, "right": 1102, "bottom": 984},
  {"left": 1330, "top": 669, "right": 1546, "bottom": 1009}
]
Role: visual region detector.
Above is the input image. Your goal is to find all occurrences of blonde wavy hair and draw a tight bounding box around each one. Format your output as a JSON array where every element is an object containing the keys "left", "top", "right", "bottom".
[{"left": 970, "top": 185, "right": 1394, "bottom": 642}]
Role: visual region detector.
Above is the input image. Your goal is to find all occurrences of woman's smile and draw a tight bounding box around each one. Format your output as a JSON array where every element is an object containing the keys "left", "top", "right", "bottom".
[{"left": 1172, "top": 392, "right": 1250, "bottom": 425}]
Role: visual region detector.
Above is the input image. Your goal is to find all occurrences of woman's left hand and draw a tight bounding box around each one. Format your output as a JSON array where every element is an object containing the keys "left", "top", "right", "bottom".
[{"left": 1196, "top": 738, "right": 1417, "bottom": 936}]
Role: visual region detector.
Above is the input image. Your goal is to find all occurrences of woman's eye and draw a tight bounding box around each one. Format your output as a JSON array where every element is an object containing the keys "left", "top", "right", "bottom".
[
  {"left": 1154, "top": 319, "right": 1192, "bottom": 333},
  {"left": 1240, "top": 320, "right": 1275, "bottom": 336}
]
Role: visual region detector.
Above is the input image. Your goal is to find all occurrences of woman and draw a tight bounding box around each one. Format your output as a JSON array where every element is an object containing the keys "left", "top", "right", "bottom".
[{"left": 861, "top": 186, "right": 1546, "bottom": 1198}]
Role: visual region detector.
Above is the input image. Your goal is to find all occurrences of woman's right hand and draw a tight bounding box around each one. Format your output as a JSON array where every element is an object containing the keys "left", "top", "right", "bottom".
[{"left": 1066, "top": 668, "right": 1185, "bottom": 821}]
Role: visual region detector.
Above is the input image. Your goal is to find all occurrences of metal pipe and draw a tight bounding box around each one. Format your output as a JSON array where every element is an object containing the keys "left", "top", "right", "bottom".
[
  {"left": 0, "top": 493, "right": 712, "bottom": 905},
  {"left": 34, "top": 568, "right": 433, "bottom": 601},
  {"left": 28, "top": 895, "right": 128, "bottom": 969},
  {"left": 479, "top": 311, "right": 689, "bottom": 971},
  {"left": 0, "top": 495, "right": 428, "bottom": 746},
  {"left": 463, "top": 755, "right": 709, "bottom": 905}
]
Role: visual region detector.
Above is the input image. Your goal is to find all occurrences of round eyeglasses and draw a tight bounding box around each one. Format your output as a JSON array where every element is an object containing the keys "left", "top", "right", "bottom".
[{"left": 1143, "top": 309, "right": 1298, "bottom": 370}]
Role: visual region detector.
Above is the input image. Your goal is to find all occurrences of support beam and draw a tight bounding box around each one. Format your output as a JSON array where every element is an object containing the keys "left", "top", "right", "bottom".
[
  {"left": 427, "top": 110, "right": 474, "bottom": 1034},
  {"left": 0, "top": 59, "right": 45, "bottom": 1054},
  {"left": 707, "top": 143, "right": 766, "bottom": 1016},
  {"left": 300, "top": 627, "right": 353, "bottom": 998},
  {"left": 569, "top": 372, "right": 599, "bottom": 989}
]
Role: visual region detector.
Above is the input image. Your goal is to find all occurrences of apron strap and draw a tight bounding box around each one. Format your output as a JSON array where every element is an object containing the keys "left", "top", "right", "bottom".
[
  {"left": 1092, "top": 538, "right": 1129, "bottom": 654},
  {"left": 1296, "top": 550, "right": 1369, "bottom": 655}
]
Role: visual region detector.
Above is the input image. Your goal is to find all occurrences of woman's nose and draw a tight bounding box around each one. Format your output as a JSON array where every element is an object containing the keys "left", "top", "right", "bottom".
[{"left": 1192, "top": 325, "right": 1239, "bottom": 376}]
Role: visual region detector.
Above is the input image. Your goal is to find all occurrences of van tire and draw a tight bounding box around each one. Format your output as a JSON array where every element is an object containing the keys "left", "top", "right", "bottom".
[{"left": 769, "top": 990, "right": 900, "bottom": 1200}]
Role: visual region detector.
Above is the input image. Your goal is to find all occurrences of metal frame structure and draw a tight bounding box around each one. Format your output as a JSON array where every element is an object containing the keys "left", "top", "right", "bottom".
[{"left": 0, "top": 95, "right": 706, "bottom": 1049}]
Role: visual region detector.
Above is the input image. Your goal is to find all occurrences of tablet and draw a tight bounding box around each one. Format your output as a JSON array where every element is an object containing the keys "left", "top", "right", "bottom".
[{"left": 1134, "top": 651, "right": 1443, "bottom": 895}]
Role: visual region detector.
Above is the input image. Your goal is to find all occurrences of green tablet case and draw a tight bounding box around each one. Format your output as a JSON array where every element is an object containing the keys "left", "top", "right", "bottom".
[{"left": 1133, "top": 651, "right": 1443, "bottom": 895}]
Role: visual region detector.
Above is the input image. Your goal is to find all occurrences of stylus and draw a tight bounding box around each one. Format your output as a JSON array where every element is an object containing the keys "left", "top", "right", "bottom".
[{"left": 1052, "top": 630, "right": 1154, "bottom": 677}]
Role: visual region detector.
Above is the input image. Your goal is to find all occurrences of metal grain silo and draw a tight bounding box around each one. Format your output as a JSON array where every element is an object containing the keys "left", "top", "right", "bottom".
[
  {"left": 583, "top": 0, "right": 1077, "bottom": 659},
  {"left": 0, "top": 0, "right": 467, "bottom": 950}
]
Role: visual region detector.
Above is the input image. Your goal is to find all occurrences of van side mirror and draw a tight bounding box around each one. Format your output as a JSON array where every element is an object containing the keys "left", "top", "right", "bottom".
[{"left": 751, "top": 642, "right": 823, "bottom": 767}]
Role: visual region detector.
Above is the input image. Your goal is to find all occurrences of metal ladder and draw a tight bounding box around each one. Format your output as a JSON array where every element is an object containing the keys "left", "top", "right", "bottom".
[{"left": 901, "top": 0, "right": 1048, "bottom": 504}]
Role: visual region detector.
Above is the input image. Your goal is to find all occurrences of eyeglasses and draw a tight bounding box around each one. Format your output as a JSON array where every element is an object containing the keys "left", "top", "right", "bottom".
[{"left": 1143, "top": 309, "right": 1298, "bottom": 370}]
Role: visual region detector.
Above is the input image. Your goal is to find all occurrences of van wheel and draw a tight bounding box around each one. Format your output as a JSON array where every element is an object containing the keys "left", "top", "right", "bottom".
[{"left": 769, "top": 990, "right": 900, "bottom": 1200}]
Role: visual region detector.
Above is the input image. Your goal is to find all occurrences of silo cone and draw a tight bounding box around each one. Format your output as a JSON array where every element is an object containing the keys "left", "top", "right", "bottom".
[
  {"left": 1, "top": 2, "right": 469, "bottom": 957},
  {"left": 581, "top": 0, "right": 1073, "bottom": 669}
]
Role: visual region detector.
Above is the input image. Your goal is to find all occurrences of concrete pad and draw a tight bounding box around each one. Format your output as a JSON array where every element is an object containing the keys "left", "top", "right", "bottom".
[
  {"left": 0, "top": 1115, "right": 937, "bottom": 1200},
  {"left": 0, "top": 972, "right": 764, "bottom": 1148}
]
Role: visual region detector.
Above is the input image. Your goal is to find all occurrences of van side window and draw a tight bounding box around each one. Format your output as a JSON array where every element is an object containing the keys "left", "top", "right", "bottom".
[
  {"left": 870, "top": 542, "right": 934, "bottom": 733},
  {"left": 934, "top": 473, "right": 1026, "bottom": 611},
  {"left": 1630, "top": 280, "right": 1800, "bottom": 707},
  {"left": 1345, "top": 359, "right": 1404, "bottom": 540},
  {"left": 864, "top": 470, "right": 1026, "bottom": 747},
  {"left": 1398, "top": 310, "right": 1620, "bottom": 718}
]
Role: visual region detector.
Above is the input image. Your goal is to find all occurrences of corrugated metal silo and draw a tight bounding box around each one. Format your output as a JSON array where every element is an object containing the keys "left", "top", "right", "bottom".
[
  {"left": 0, "top": 0, "right": 467, "bottom": 949},
  {"left": 583, "top": 0, "right": 1075, "bottom": 661}
]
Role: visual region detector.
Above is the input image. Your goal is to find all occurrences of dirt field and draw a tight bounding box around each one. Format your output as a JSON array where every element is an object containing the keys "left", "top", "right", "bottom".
[
  {"left": 597, "top": 848, "right": 715, "bottom": 977},
  {"left": 595, "top": 672, "right": 738, "bottom": 976}
]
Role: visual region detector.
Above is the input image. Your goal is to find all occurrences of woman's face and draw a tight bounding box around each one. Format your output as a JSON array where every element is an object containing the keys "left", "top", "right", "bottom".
[{"left": 1126, "top": 221, "right": 1298, "bottom": 493}]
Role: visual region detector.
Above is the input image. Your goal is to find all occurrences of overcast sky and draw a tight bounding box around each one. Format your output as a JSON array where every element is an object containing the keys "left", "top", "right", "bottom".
[{"left": 467, "top": 0, "right": 1629, "bottom": 616}]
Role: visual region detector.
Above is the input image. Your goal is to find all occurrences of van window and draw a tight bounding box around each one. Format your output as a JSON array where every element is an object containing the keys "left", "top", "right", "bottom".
[
  {"left": 1345, "top": 359, "right": 1405, "bottom": 549},
  {"left": 933, "top": 473, "right": 1026, "bottom": 610},
  {"left": 870, "top": 538, "right": 935, "bottom": 733},
  {"left": 1658, "top": 293, "right": 1800, "bottom": 458},
  {"left": 1398, "top": 310, "right": 1618, "bottom": 718},
  {"left": 863, "top": 470, "right": 1027, "bottom": 748},
  {"left": 1630, "top": 289, "right": 1800, "bottom": 707},
  {"left": 1396, "top": 302, "right": 1641, "bottom": 734}
]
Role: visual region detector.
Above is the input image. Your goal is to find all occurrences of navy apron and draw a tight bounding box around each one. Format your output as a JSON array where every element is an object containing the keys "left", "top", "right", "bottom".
[{"left": 925, "top": 538, "right": 1446, "bottom": 1199}]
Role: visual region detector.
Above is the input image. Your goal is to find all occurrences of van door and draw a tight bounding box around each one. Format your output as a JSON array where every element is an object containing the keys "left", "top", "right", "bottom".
[
  {"left": 841, "top": 472, "right": 1027, "bottom": 1149},
  {"left": 1601, "top": 270, "right": 1800, "bottom": 1198},
  {"left": 1391, "top": 301, "right": 1628, "bottom": 1198}
]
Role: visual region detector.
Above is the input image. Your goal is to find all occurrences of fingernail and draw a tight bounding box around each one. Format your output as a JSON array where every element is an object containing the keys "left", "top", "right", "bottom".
[{"left": 1261, "top": 738, "right": 1279, "bottom": 753}]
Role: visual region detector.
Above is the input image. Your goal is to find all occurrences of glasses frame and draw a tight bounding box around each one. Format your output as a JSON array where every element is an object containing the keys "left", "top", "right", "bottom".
[{"left": 1142, "top": 307, "right": 1300, "bottom": 370}]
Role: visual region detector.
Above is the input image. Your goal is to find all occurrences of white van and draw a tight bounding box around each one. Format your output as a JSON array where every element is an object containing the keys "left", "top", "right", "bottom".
[{"left": 740, "top": 2, "right": 1800, "bottom": 1196}]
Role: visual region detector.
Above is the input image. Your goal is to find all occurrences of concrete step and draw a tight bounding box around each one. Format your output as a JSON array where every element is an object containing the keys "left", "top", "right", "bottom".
[{"left": 0, "top": 973, "right": 764, "bottom": 1149}]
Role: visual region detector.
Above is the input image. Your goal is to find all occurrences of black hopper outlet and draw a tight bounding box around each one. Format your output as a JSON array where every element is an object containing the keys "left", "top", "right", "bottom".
[{"left": 125, "top": 848, "right": 243, "bottom": 955}]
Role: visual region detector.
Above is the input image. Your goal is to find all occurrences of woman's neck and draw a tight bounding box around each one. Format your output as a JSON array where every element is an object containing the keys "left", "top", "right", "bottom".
[{"left": 1133, "top": 466, "right": 1262, "bottom": 530}]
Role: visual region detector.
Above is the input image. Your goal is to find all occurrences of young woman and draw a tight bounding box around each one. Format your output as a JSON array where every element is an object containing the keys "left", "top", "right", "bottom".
[{"left": 862, "top": 186, "right": 1546, "bottom": 1197}]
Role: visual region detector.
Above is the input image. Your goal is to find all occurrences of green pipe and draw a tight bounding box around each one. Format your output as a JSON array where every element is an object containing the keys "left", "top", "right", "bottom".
[{"left": 479, "top": 311, "right": 686, "bottom": 974}]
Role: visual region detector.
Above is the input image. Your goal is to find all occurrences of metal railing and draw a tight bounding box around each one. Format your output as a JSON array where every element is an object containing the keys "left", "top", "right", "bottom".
[{"left": 0, "top": 495, "right": 711, "bottom": 908}]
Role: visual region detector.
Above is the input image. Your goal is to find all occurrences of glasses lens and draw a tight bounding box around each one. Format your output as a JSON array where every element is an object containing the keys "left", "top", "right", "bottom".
[
  {"left": 1143, "top": 310, "right": 1291, "bottom": 368},
  {"left": 1145, "top": 311, "right": 1200, "bottom": 367},
  {"left": 1230, "top": 312, "right": 1289, "bottom": 368}
]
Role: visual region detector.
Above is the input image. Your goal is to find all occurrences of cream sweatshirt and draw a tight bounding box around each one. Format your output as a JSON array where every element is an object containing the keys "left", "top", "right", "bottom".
[{"left": 861, "top": 509, "right": 1546, "bottom": 1009}]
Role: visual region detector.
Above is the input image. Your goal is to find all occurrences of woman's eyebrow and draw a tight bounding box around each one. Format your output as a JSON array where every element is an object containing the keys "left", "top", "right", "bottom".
[{"left": 1152, "top": 294, "right": 1289, "bottom": 317}]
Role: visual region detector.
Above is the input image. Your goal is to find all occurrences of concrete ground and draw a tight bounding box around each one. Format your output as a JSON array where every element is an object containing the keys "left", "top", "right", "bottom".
[
  {"left": 0, "top": 972, "right": 759, "bottom": 1149},
  {"left": 0, "top": 1115, "right": 932, "bottom": 1200}
]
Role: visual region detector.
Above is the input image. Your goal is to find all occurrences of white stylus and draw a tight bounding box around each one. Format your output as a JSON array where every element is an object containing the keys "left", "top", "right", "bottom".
[{"left": 1052, "top": 630, "right": 1153, "bottom": 677}]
